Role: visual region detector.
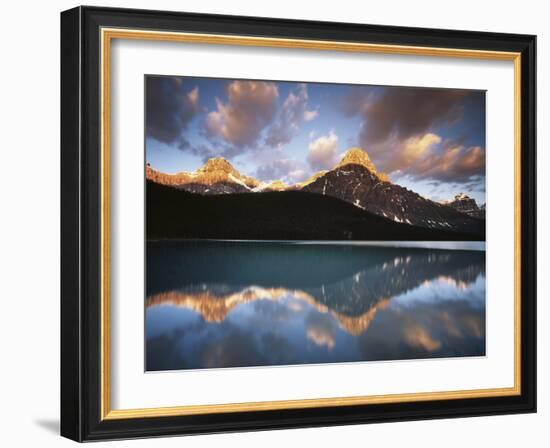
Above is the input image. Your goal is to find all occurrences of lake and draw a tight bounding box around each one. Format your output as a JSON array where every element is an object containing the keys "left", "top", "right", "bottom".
[{"left": 145, "top": 240, "right": 486, "bottom": 371}]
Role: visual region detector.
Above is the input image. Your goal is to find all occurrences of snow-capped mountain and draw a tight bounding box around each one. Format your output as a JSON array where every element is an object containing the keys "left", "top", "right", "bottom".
[
  {"left": 146, "top": 148, "right": 484, "bottom": 235},
  {"left": 146, "top": 158, "right": 260, "bottom": 194},
  {"left": 334, "top": 147, "right": 390, "bottom": 182},
  {"left": 253, "top": 180, "right": 289, "bottom": 192},
  {"left": 301, "top": 149, "right": 482, "bottom": 234},
  {"left": 443, "top": 193, "right": 486, "bottom": 219}
]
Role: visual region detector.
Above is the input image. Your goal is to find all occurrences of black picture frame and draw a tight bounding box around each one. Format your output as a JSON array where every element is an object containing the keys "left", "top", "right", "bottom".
[{"left": 61, "top": 5, "right": 536, "bottom": 442}]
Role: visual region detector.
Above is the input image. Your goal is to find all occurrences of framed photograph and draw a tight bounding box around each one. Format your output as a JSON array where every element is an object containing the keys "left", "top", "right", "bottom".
[{"left": 60, "top": 6, "right": 536, "bottom": 441}]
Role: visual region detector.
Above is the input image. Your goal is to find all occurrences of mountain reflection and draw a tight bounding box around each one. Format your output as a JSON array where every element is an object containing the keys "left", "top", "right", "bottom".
[
  {"left": 146, "top": 287, "right": 391, "bottom": 336},
  {"left": 146, "top": 241, "right": 485, "bottom": 371}
]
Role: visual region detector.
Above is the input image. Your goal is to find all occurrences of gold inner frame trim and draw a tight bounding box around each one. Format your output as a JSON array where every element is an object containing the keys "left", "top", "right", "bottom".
[{"left": 100, "top": 27, "right": 522, "bottom": 421}]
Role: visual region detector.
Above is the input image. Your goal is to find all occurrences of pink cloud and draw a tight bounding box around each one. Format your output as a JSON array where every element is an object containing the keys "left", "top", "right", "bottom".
[
  {"left": 307, "top": 131, "right": 339, "bottom": 170},
  {"left": 206, "top": 81, "right": 279, "bottom": 147}
]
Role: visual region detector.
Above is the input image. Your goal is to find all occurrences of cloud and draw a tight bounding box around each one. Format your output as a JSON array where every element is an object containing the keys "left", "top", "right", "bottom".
[
  {"left": 412, "top": 144, "right": 485, "bottom": 182},
  {"left": 384, "top": 132, "right": 485, "bottom": 183},
  {"left": 289, "top": 169, "right": 307, "bottom": 181},
  {"left": 341, "top": 85, "right": 484, "bottom": 184},
  {"left": 206, "top": 80, "right": 279, "bottom": 147},
  {"left": 350, "top": 86, "right": 468, "bottom": 146},
  {"left": 404, "top": 325, "right": 441, "bottom": 352},
  {"left": 307, "top": 131, "right": 339, "bottom": 170},
  {"left": 146, "top": 77, "right": 201, "bottom": 145},
  {"left": 255, "top": 159, "right": 307, "bottom": 183},
  {"left": 305, "top": 313, "right": 336, "bottom": 350},
  {"left": 304, "top": 109, "right": 319, "bottom": 121},
  {"left": 265, "top": 84, "right": 315, "bottom": 148},
  {"left": 402, "top": 133, "right": 442, "bottom": 163},
  {"left": 381, "top": 133, "right": 442, "bottom": 173},
  {"left": 340, "top": 85, "right": 375, "bottom": 116}
]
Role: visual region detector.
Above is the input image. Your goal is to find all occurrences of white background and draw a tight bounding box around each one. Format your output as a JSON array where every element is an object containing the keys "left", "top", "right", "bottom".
[
  {"left": 111, "top": 39, "right": 515, "bottom": 409},
  {"left": 0, "top": 0, "right": 547, "bottom": 446}
]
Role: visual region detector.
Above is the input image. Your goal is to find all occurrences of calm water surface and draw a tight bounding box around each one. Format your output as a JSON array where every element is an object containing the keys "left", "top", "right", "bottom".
[{"left": 146, "top": 240, "right": 485, "bottom": 371}]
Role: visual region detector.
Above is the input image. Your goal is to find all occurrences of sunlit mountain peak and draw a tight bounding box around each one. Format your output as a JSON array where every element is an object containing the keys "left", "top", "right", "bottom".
[
  {"left": 146, "top": 157, "right": 261, "bottom": 190},
  {"left": 336, "top": 147, "right": 389, "bottom": 182},
  {"left": 264, "top": 180, "right": 288, "bottom": 191},
  {"left": 440, "top": 192, "right": 485, "bottom": 219},
  {"left": 337, "top": 147, "right": 377, "bottom": 170},
  {"left": 197, "top": 157, "right": 239, "bottom": 175}
]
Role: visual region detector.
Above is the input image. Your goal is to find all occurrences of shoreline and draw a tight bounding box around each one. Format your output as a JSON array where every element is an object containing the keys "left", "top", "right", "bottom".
[{"left": 146, "top": 239, "right": 486, "bottom": 251}]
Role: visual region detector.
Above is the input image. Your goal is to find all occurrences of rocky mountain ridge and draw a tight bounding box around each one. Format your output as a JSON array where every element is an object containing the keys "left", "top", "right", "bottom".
[
  {"left": 146, "top": 148, "right": 484, "bottom": 234},
  {"left": 443, "top": 193, "right": 486, "bottom": 219},
  {"left": 146, "top": 157, "right": 260, "bottom": 194}
]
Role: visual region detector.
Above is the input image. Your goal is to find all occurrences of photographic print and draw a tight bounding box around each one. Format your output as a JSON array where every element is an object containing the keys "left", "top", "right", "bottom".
[
  {"left": 61, "top": 9, "right": 536, "bottom": 439},
  {"left": 145, "top": 75, "right": 486, "bottom": 371}
]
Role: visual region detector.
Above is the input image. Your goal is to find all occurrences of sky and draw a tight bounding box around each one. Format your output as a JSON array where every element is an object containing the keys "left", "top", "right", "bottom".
[{"left": 145, "top": 75, "right": 486, "bottom": 204}]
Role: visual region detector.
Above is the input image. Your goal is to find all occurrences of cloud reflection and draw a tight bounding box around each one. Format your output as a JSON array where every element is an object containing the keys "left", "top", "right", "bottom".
[{"left": 146, "top": 243, "right": 486, "bottom": 370}]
